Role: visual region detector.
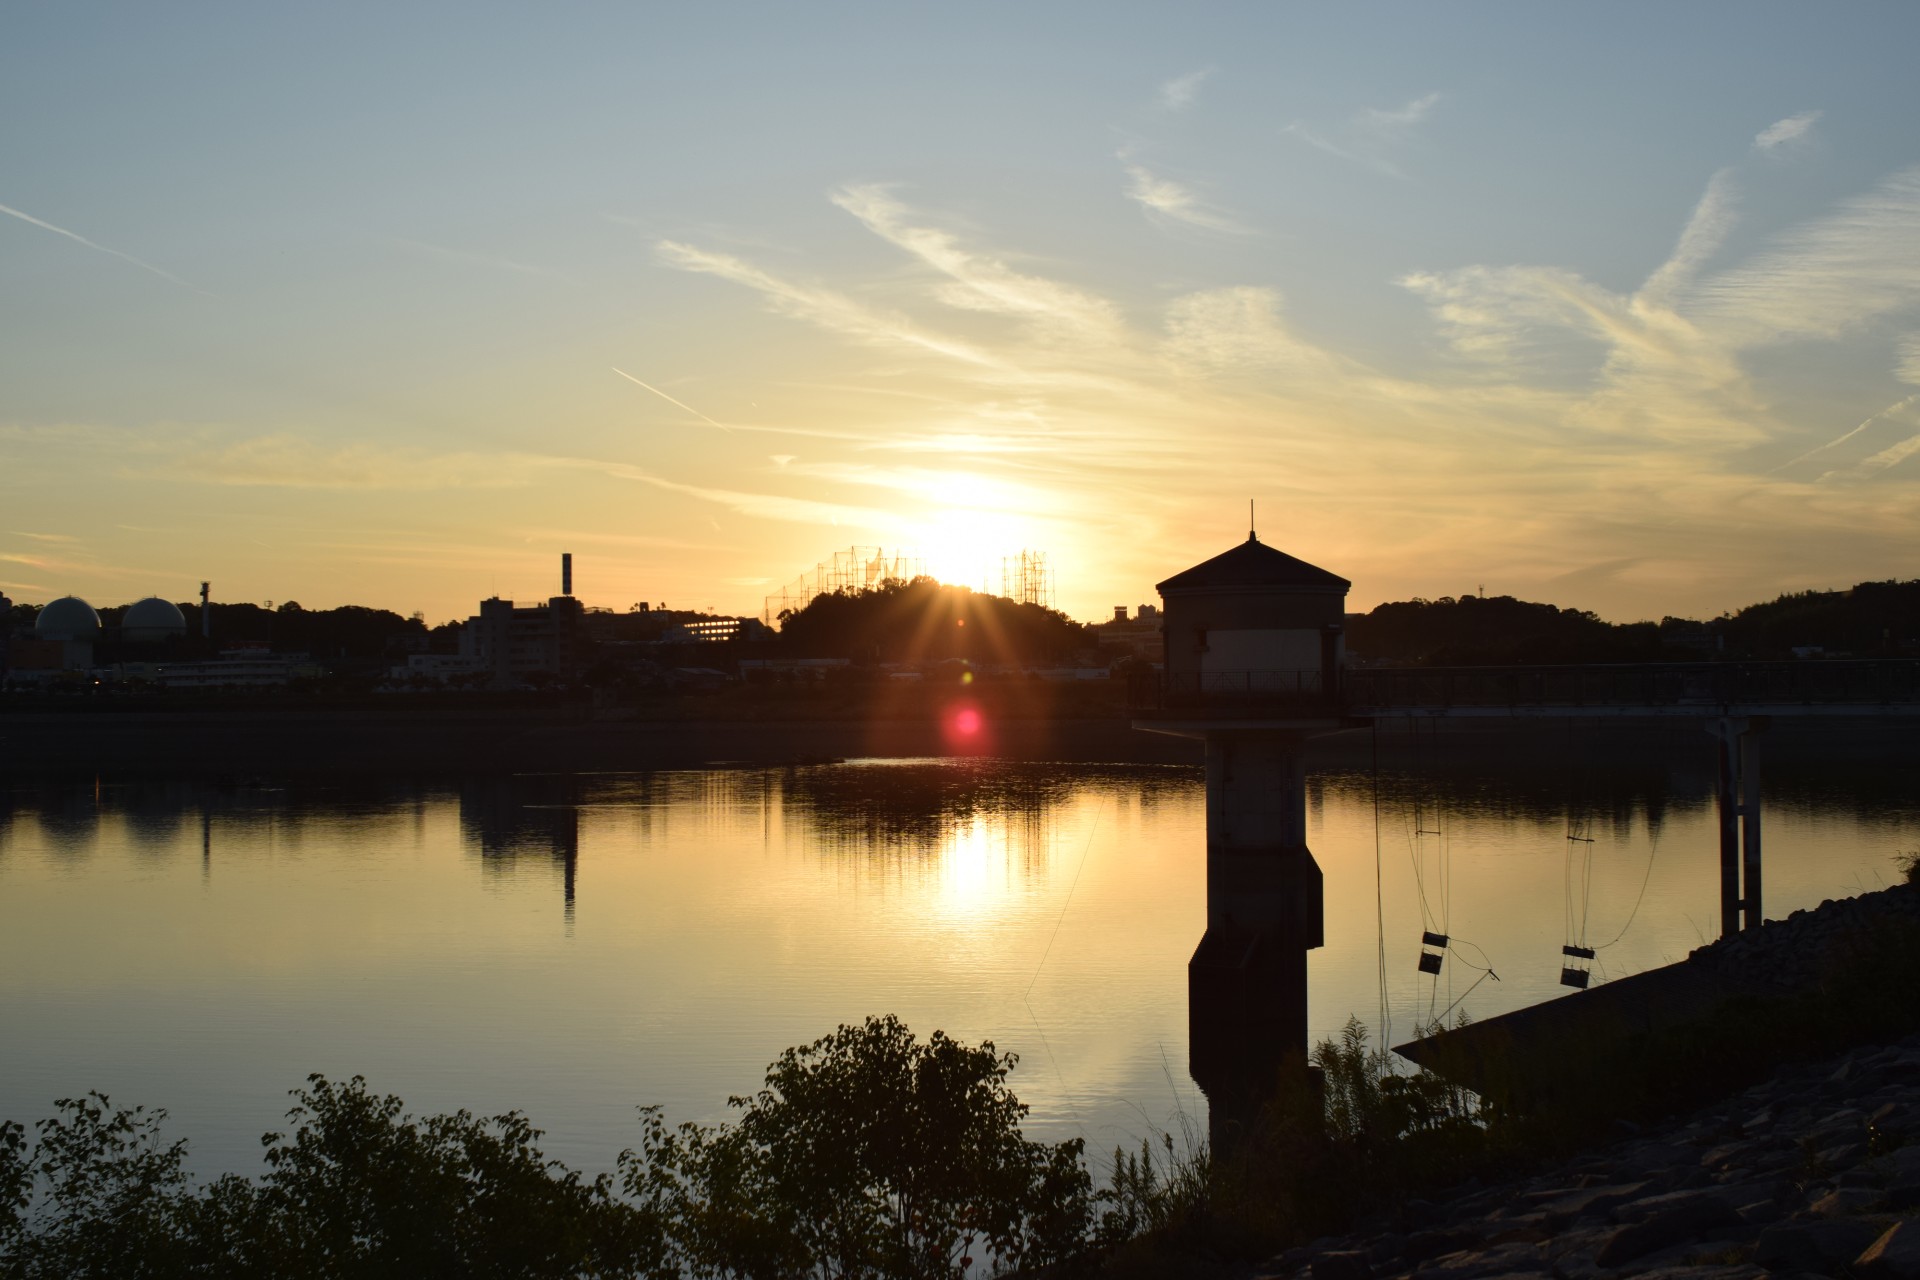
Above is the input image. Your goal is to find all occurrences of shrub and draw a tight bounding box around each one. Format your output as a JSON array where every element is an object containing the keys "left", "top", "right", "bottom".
[
  {"left": 622, "top": 1014, "right": 1091, "bottom": 1278},
  {"left": 0, "top": 1019, "right": 1091, "bottom": 1279}
]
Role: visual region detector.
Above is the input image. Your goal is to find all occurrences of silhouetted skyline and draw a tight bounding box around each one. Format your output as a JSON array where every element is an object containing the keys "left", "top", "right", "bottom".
[{"left": 5, "top": 6, "right": 1919, "bottom": 626}]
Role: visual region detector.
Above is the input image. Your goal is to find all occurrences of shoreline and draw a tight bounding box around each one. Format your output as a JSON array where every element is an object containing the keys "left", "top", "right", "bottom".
[
  {"left": 0, "top": 706, "right": 1202, "bottom": 780},
  {"left": 5, "top": 704, "right": 1917, "bottom": 782}
]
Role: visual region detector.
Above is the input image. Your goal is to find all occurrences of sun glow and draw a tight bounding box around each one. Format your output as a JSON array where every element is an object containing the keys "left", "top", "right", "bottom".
[
  {"left": 911, "top": 473, "right": 1044, "bottom": 592},
  {"left": 931, "top": 811, "right": 1017, "bottom": 927}
]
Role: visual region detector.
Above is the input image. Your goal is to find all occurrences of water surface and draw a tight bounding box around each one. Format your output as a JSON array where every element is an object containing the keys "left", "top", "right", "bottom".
[{"left": 3, "top": 736, "right": 1915, "bottom": 1174}]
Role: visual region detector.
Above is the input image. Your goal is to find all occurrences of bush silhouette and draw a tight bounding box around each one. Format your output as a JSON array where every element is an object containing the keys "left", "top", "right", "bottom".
[
  {"left": 623, "top": 1014, "right": 1092, "bottom": 1277},
  {"left": 0, "top": 1018, "right": 1092, "bottom": 1279}
]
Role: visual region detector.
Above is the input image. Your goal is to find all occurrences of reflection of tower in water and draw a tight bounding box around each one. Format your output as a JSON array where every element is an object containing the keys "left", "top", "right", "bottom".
[{"left": 459, "top": 779, "right": 582, "bottom": 924}]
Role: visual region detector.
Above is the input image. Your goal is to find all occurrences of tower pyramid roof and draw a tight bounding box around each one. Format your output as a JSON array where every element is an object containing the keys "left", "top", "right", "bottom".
[{"left": 1155, "top": 535, "right": 1349, "bottom": 594}]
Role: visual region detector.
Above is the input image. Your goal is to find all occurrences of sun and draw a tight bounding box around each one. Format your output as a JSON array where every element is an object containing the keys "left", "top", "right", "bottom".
[{"left": 907, "top": 473, "right": 1040, "bottom": 592}]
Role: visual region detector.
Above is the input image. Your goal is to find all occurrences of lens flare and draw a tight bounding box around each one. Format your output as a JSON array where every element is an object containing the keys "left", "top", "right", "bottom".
[{"left": 941, "top": 700, "right": 990, "bottom": 755}]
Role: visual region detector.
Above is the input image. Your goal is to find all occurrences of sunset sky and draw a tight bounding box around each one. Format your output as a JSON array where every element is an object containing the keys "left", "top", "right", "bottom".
[{"left": 5, "top": 3, "right": 1919, "bottom": 625}]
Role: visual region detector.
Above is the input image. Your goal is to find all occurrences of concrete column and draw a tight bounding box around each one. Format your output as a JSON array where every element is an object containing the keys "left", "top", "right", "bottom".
[{"left": 1189, "top": 729, "right": 1325, "bottom": 1149}]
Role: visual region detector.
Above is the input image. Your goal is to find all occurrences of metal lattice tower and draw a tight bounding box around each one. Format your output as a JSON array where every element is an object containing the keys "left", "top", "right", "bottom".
[
  {"left": 763, "top": 547, "right": 925, "bottom": 628},
  {"left": 1000, "top": 550, "right": 1055, "bottom": 610}
]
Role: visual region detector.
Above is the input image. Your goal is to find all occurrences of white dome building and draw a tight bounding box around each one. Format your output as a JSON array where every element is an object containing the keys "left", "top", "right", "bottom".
[
  {"left": 121, "top": 596, "right": 188, "bottom": 644},
  {"left": 33, "top": 596, "right": 101, "bottom": 642}
]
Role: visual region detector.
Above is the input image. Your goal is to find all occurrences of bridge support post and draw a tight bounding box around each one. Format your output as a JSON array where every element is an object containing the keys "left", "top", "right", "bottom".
[
  {"left": 1740, "top": 727, "right": 1762, "bottom": 931},
  {"left": 1708, "top": 717, "right": 1765, "bottom": 936}
]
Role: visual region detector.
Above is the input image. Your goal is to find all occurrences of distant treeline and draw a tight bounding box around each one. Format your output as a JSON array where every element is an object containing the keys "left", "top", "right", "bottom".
[
  {"left": 777, "top": 577, "right": 1091, "bottom": 664},
  {"left": 11, "top": 576, "right": 1919, "bottom": 670},
  {"left": 1347, "top": 578, "right": 1920, "bottom": 665},
  {"left": 1, "top": 600, "right": 431, "bottom": 662},
  {"left": 181, "top": 602, "right": 432, "bottom": 660}
]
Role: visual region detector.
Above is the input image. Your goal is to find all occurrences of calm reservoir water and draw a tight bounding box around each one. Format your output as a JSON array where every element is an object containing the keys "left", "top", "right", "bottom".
[{"left": 3, "top": 732, "right": 1917, "bottom": 1175}]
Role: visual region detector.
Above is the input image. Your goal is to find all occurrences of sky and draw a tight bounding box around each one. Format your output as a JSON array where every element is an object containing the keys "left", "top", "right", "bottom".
[{"left": 4, "top": 3, "right": 1920, "bottom": 626}]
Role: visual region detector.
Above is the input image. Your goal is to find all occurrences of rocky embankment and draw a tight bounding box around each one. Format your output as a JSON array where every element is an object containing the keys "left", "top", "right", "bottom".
[
  {"left": 1265, "top": 899, "right": 1920, "bottom": 1280},
  {"left": 1684, "top": 886, "right": 1920, "bottom": 994}
]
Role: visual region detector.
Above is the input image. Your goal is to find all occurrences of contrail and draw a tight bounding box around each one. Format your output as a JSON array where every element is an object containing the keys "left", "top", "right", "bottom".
[
  {"left": 611, "top": 367, "right": 732, "bottom": 432},
  {"left": 0, "top": 201, "right": 201, "bottom": 292},
  {"left": 1769, "top": 393, "right": 1920, "bottom": 473}
]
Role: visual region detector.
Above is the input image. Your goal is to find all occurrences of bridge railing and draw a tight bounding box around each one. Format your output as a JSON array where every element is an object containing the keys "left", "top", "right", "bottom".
[{"left": 1345, "top": 660, "right": 1920, "bottom": 712}]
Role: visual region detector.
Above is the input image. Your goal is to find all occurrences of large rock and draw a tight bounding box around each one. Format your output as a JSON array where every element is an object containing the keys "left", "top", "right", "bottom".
[
  {"left": 1807, "top": 1186, "right": 1883, "bottom": 1217},
  {"left": 1856, "top": 1222, "right": 1920, "bottom": 1280},
  {"left": 1754, "top": 1220, "right": 1884, "bottom": 1273},
  {"left": 1538, "top": 1182, "right": 1652, "bottom": 1223},
  {"left": 1595, "top": 1198, "right": 1742, "bottom": 1266},
  {"left": 1411, "top": 1242, "right": 1546, "bottom": 1280},
  {"left": 1313, "top": 1250, "right": 1374, "bottom": 1280}
]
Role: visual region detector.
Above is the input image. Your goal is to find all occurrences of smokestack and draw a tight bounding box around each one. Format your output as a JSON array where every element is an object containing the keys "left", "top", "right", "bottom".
[
  {"left": 200, "top": 582, "right": 211, "bottom": 638},
  {"left": 562, "top": 553, "right": 573, "bottom": 597}
]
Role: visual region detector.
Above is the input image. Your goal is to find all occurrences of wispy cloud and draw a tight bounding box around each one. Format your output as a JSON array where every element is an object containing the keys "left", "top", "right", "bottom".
[
  {"left": 1690, "top": 165, "right": 1920, "bottom": 347},
  {"left": 1285, "top": 92, "right": 1441, "bottom": 179},
  {"left": 1283, "top": 124, "right": 1403, "bottom": 178},
  {"left": 100, "top": 424, "right": 902, "bottom": 531},
  {"left": 515, "top": 528, "right": 723, "bottom": 553},
  {"left": 656, "top": 239, "right": 997, "bottom": 367},
  {"left": 1753, "top": 111, "right": 1822, "bottom": 152},
  {"left": 1637, "top": 172, "right": 1739, "bottom": 310},
  {"left": 1163, "top": 287, "right": 1338, "bottom": 375},
  {"left": 0, "top": 202, "right": 202, "bottom": 292},
  {"left": 643, "top": 166, "right": 1920, "bottom": 619},
  {"left": 139, "top": 435, "right": 537, "bottom": 491},
  {"left": 1360, "top": 91, "right": 1441, "bottom": 137},
  {"left": 1122, "top": 163, "right": 1245, "bottom": 233},
  {"left": 585, "top": 458, "right": 895, "bottom": 528},
  {"left": 392, "top": 238, "right": 573, "bottom": 282},
  {"left": 1156, "top": 68, "right": 1214, "bottom": 112},
  {"left": 1395, "top": 164, "right": 1881, "bottom": 448},
  {"left": 1899, "top": 334, "right": 1920, "bottom": 385},
  {"left": 831, "top": 184, "right": 1123, "bottom": 340},
  {"left": 1847, "top": 432, "right": 1920, "bottom": 477}
]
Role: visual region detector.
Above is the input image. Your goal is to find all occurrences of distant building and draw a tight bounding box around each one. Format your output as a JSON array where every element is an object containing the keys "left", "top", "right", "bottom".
[
  {"left": 151, "top": 648, "right": 320, "bottom": 689},
  {"left": 660, "top": 616, "right": 772, "bottom": 645},
  {"left": 460, "top": 595, "right": 586, "bottom": 687},
  {"left": 387, "top": 652, "right": 487, "bottom": 687},
  {"left": 32, "top": 596, "right": 102, "bottom": 672},
  {"left": 5, "top": 591, "right": 217, "bottom": 688},
  {"left": 1659, "top": 619, "right": 1719, "bottom": 653},
  {"left": 121, "top": 597, "right": 189, "bottom": 645},
  {"left": 1095, "top": 603, "right": 1164, "bottom": 662},
  {"left": 739, "top": 657, "right": 850, "bottom": 682},
  {"left": 6, "top": 595, "right": 103, "bottom": 684}
]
